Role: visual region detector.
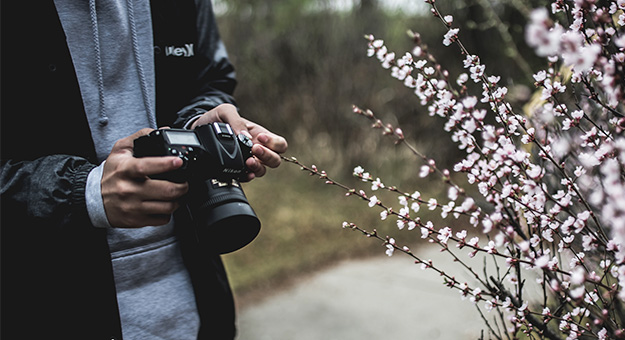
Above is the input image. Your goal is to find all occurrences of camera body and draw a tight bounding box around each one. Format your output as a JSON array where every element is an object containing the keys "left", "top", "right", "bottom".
[
  {"left": 133, "top": 122, "right": 254, "bottom": 183},
  {"left": 134, "top": 122, "right": 260, "bottom": 254}
]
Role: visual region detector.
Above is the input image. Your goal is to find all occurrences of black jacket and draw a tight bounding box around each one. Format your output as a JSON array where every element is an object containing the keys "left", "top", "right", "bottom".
[{"left": 1, "top": 0, "right": 238, "bottom": 338}]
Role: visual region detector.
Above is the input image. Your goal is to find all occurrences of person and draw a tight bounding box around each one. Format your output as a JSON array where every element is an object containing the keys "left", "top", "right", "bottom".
[{"left": 0, "top": 0, "right": 287, "bottom": 339}]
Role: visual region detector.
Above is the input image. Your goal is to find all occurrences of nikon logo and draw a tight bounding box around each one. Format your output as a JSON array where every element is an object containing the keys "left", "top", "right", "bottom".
[{"left": 165, "top": 44, "right": 194, "bottom": 57}]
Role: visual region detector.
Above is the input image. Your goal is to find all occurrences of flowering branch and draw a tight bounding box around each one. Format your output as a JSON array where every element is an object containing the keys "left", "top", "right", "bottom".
[{"left": 282, "top": 0, "right": 625, "bottom": 339}]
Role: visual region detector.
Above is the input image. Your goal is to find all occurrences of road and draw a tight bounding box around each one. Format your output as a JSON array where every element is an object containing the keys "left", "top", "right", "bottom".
[{"left": 236, "top": 246, "right": 489, "bottom": 340}]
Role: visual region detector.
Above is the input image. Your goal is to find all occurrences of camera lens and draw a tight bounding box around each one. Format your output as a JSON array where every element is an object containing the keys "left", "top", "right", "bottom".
[{"left": 189, "top": 179, "right": 261, "bottom": 254}]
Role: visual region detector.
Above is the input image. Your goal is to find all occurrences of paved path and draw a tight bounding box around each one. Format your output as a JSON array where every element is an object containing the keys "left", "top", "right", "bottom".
[{"left": 236, "top": 246, "right": 488, "bottom": 340}]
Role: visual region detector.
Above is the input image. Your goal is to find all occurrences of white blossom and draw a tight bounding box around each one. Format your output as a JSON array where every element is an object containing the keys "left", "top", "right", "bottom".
[{"left": 443, "top": 28, "right": 460, "bottom": 46}]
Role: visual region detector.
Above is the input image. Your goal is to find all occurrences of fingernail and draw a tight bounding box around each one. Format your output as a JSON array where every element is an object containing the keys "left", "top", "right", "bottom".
[
  {"left": 258, "top": 134, "right": 269, "bottom": 144},
  {"left": 254, "top": 145, "right": 265, "bottom": 156}
]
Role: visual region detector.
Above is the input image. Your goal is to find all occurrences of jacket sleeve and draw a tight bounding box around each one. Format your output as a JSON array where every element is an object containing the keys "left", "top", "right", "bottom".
[
  {"left": 173, "top": 0, "right": 238, "bottom": 128},
  {"left": 0, "top": 156, "right": 97, "bottom": 227}
]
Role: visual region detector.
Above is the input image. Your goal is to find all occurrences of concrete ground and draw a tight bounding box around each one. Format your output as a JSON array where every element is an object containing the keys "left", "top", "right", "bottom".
[{"left": 235, "top": 246, "right": 489, "bottom": 340}]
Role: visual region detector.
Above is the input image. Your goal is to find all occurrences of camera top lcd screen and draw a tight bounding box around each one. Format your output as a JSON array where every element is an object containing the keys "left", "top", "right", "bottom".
[{"left": 164, "top": 130, "right": 202, "bottom": 146}]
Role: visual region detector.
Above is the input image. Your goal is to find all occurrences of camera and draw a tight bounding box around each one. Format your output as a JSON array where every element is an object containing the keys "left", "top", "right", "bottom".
[{"left": 133, "top": 122, "right": 260, "bottom": 254}]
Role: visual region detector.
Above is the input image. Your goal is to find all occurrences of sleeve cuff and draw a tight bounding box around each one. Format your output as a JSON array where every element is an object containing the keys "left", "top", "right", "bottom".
[
  {"left": 86, "top": 161, "right": 112, "bottom": 228},
  {"left": 183, "top": 114, "right": 203, "bottom": 129}
]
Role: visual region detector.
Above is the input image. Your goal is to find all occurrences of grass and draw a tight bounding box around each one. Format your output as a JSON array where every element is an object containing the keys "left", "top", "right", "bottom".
[
  {"left": 220, "top": 141, "right": 457, "bottom": 303},
  {"left": 222, "top": 162, "right": 382, "bottom": 300}
]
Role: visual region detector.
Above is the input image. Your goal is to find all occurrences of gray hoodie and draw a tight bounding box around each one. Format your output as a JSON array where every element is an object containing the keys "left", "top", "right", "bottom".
[{"left": 53, "top": 0, "right": 199, "bottom": 338}]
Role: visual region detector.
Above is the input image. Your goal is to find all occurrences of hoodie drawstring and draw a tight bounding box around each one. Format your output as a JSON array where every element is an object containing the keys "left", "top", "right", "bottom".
[
  {"left": 89, "top": 0, "right": 109, "bottom": 126},
  {"left": 88, "top": 0, "right": 156, "bottom": 128}
]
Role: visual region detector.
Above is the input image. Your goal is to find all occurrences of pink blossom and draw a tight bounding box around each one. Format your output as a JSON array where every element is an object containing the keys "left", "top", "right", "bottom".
[
  {"left": 579, "top": 152, "right": 600, "bottom": 167},
  {"left": 571, "top": 110, "right": 584, "bottom": 120},
  {"left": 598, "top": 328, "right": 608, "bottom": 340},
  {"left": 407, "top": 221, "right": 416, "bottom": 231},
  {"left": 582, "top": 235, "right": 597, "bottom": 251},
  {"left": 411, "top": 191, "right": 421, "bottom": 200},
  {"left": 560, "top": 31, "right": 601, "bottom": 72},
  {"left": 385, "top": 241, "right": 395, "bottom": 257},
  {"left": 470, "top": 64, "right": 485, "bottom": 82},
  {"left": 533, "top": 70, "right": 548, "bottom": 83},
  {"left": 427, "top": 198, "right": 438, "bottom": 210},
  {"left": 484, "top": 240, "right": 497, "bottom": 254},
  {"left": 530, "top": 234, "right": 540, "bottom": 247},
  {"left": 437, "top": 227, "right": 452, "bottom": 244},
  {"left": 371, "top": 178, "right": 384, "bottom": 191},
  {"left": 448, "top": 186, "right": 459, "bottom": 201},
  {"left": 421, "top": 221, "right": 434, "bottom": 239},
  {"left": 457, "top": 73, "right": 469, "bottom": 86},
  {"left": 380, "top": 51, "right": 395, "bottom": 69},
  {"left": 460, "top": 197, "right": 475, "bottom": 212},
  {"left": 542, "top": 228, "right": 554, "bottom": 242},
  {"left": 535, "top": 255, "right": 550, "bottom": 268},
  {"left": 467, "top": 236, "right": 479, "bottom": 247},
  {"left": 526, "top": 8, "right": 564, "bottom": 56},
  {"left": 396, "top": 219, "right": 405, "bottom": 230},
  {"left": 456, "top": 230, "right": 467, "bottom": 239},
  {"left": 443, "top": 28, "right": 460, "bottom": 46},
  {"left": 441, "top": 201, "right": 455, "bottom": 218},
  {"left": 399, "top": 206, "right": 410, "bottom": 218},
  {"left": 527, "top": 164, "right": 543, "bottom": 179},
  {"left": 368, "top": 195, "right": 379, "bottom": 208},
  {"left": 353, "top": 2, "right": 625, "bottom": 335},
  {"left": 571, "top": 268, "right": 585, "bottom": 285}
]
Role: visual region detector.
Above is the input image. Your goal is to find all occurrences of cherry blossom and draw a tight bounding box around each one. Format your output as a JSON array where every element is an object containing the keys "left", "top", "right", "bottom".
[
  {"left": 442, "top": 28, "right": 459, "bottom": 46},
  {"left": 301, "top": 2, "right": 625, "bottom": 339}
]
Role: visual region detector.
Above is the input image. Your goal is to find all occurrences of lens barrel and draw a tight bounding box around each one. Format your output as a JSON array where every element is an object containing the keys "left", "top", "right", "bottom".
[{"left": 190, "top": 179, "right": 261, "bottom": 254}]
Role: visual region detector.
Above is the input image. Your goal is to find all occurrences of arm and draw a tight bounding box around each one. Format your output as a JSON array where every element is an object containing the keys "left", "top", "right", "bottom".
[
  {"left": 99, "top": 129, "right": 189, "bottom": 228},
  {"left": 175, "top": 0, "right": 288, "bottom": 178},
  {"left": 0, "top": 156, "right": 96, "bottom": 226},
  {"left": 0, "top": 130, "right": 190, "bottom": 230},
  {"left": 190, "top": 105, "right": 288, "bottom": 180},
  {"left": 173, "top": 0, "right": 238, "bottom": 128}
]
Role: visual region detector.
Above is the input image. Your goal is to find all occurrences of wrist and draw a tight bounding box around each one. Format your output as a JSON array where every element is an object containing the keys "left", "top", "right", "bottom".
[{"left": 85, "top": 162, "right": 112, "bottom": 228}]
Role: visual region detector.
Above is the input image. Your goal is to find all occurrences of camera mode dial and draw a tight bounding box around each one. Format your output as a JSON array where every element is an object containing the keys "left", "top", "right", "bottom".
[{"left": 237, "top": 134, "right": 253, "bottom": 158}]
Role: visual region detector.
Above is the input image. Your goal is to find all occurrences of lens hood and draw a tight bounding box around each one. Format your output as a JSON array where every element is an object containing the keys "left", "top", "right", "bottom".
[
  {"left": 200, "top": 202, "right": 260, "bottom": 254},
  {"left": 191, "top": 180, "right": 261, "bottom": 254}
]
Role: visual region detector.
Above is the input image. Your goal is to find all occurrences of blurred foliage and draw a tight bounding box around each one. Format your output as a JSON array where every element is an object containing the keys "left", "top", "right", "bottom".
[
  {"left": 217, "top": 0, "right": 547, "bottom": 178},
  {"left": 216, "top": 0, "right": 547, "bottom": 299},
  {"left": 217, "top": 0, "right": 446, "bottom": 179}
]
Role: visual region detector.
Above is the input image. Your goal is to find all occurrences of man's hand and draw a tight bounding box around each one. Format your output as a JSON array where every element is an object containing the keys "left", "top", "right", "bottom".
[
  {"left": 101, "top": 129, "right": 189, "bottom": 228},
  {"left": 191, "top": 104, "right": 288, "bottom": 180}
]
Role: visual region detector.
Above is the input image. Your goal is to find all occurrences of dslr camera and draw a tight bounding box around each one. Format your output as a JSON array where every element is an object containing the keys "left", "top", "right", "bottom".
[{"left": 134, "top": 122, "right": 260, "bottom": 254}]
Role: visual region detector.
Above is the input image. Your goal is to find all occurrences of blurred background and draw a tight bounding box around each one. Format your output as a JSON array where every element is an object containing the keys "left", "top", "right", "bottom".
[{"left": 215, "top": 0, "right": 544, "bottom": 309}]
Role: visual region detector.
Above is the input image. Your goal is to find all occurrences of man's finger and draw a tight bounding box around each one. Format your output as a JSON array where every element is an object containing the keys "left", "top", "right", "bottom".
[
  {"left": 246, "top": 157, "right": 267, "bottom": 178},
  {"left": 140, "top": 178, "right": 189, "bottom": 201},
  {"left": 125, "top": 156, "right": 184, "bottom": 178},
  {"left": 256, "top": 133, "right": 288, "bottom": 154},
  {"left": 139, "top": 200, "right": 181, "bottom": 216},
  {"left": 112, "top": 128, "right": 155, "bottom": 151},
  {"left": 251, "top": 145, "right": 281, "bottom": 169}
]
